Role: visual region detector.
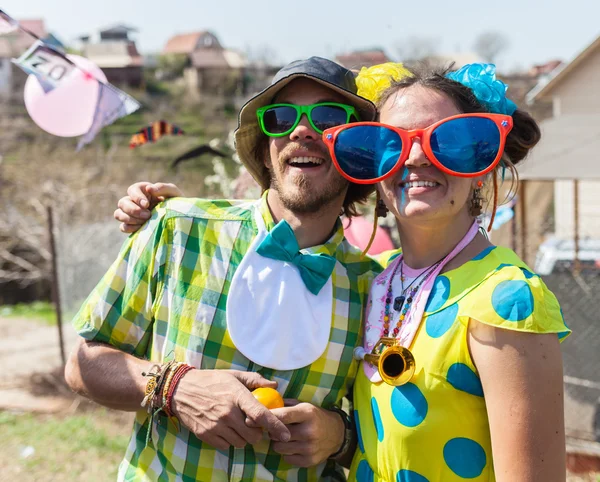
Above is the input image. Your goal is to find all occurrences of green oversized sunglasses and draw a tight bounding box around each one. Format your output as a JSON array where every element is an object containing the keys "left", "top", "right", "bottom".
[{"left": 257, "top": 102, "right": 359, "bottom": 137}]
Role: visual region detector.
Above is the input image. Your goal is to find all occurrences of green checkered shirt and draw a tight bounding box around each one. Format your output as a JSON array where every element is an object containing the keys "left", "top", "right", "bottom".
[{"left": 73, "top": 192, "right": 383, "bottom": 482}]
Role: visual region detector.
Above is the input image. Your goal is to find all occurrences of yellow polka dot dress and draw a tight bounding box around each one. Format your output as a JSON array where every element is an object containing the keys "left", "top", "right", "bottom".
[{"left": 349, "top": 246, "right": 570, "bottom": 482}]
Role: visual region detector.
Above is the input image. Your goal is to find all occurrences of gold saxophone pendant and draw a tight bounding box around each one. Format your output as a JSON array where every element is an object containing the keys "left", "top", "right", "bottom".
[{"left": 354, "top": 337, "right": 416, "bottom": 386}]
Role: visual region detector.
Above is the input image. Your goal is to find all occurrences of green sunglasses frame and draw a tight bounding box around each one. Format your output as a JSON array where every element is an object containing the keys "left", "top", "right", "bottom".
[{"left": 256, "top": 102, "right": 359, "bottom": 137}]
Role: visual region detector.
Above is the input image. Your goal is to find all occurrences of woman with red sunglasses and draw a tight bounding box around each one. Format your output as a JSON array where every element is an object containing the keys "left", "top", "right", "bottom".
[{"left": 329, "top": 63, "right": 569, "bottom": 482}]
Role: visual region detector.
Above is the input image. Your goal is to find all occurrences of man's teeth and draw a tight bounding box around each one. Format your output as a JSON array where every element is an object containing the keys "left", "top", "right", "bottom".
[
  {"left": 288, "top": 157, "right": 323, "bottom": 165},
  {"left": 402, "top": 181, "right": 438, "bottom": 188}
]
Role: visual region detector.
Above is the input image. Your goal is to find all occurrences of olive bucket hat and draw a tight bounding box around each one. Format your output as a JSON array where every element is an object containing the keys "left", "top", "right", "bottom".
[{"left": 234, "top": 56, "right": 377, "bottom": 189}]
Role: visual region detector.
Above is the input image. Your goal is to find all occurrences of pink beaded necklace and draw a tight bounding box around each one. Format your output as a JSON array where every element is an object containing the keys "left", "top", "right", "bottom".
[{"left": 381, "top": 259, "right": 441, "bottom": 338}]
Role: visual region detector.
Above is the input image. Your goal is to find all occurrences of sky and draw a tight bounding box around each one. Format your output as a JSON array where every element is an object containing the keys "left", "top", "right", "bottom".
[{"left": 2, "top": 0, "right": 599, "bottom": 72}]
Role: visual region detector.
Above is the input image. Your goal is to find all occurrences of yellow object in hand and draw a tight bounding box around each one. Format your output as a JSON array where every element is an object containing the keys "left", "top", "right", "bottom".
[{"left": 252, "top": 387, "right": 284, "bottom": 409}]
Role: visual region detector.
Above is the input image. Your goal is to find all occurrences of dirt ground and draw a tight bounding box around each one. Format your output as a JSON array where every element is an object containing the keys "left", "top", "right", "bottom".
[{"left": 0, "top": 316, "right": 80, "bottom": 412}]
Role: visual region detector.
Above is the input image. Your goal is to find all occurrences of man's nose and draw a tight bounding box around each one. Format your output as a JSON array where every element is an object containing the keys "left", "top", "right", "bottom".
[{"left": 289, "top": 114, "right": 319, "bottom": 142}]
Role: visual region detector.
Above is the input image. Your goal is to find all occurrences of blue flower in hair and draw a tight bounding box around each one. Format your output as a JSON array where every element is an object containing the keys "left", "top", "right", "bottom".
[{"left": 446, "top": 64, "right": 517, "bottom": 115}]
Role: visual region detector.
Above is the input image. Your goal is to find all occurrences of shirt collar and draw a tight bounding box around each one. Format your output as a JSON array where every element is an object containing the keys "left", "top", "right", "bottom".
[{"left": 257, "top": 189, "right": 345, "bottom": 259}]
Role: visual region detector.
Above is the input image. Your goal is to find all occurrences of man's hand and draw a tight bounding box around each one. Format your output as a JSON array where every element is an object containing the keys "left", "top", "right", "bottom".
[
  {"left": 268, "top": 401, "right": 346, "bottom": 467},
  {"left": 170, "top": 369, "right": 291, "bottom": 451},
  {"left": 114, "top": 182, "right": 183, "bottom": 233}
]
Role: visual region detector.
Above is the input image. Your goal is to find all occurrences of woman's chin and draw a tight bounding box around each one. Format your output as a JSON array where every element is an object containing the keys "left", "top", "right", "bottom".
[{"left": 397, "top": 201, "right": 440, "bottom": 220}]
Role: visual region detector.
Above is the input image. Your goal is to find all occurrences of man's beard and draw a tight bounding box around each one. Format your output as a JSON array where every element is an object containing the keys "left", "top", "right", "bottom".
[{"left": 269, "top": 142, "right": 348, "bottom": 214}]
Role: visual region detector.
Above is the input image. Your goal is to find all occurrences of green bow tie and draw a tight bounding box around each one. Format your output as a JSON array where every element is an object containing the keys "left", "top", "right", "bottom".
[{"left": 256, "top": 220, "right": 336, "bottom": 296}]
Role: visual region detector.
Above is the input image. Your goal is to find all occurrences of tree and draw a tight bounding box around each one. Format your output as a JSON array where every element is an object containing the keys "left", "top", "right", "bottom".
[
  {"left": 395, "top": 36, "right": 439, "bottom": 64},
  {"left": 474, "top": 32, "right": 510, "bottom": 64},
  {"left": 244, "top": 44, "right": 280, "bottom": 68},
  {"left": 157, "top": 53, "right": 189, "bottom": 80}
]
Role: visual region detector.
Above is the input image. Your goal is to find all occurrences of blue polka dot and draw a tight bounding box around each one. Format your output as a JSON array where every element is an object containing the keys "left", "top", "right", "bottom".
[
  {"left": 447, "top": 363, "right": 484, "bottom": 397},
  {"left": 391, "top": 382, "right": 428, "bottom": 427},
  {"left": 520, "top": 267, "right": 537, "bottom": 279},
  {"left": 496, "top": 263, "right": 512, "bottom": 270},
  {"left": 444, "top": 438, "right": 486, "bottom": 478},
  {"left": 356, "top": 460, "right": 374, "bottom": 482},
  {"left": 558, "top": 307, "right": 570, "bottom": 340},
  {"left": 491, "top": 280, "right": 534, "bottom": 321},
  {"left": 425, "top": 276, "right": 450, "bottom": 312},
  {"left": 354, "top": 410, "right": 365, "bottom": 453},
  {"left": 397, "top": 470, "right": 429, "bottom": 482},
  {"left": 371, "top": 397, "right": 384, "bottom": 442},
  {"left": 425, "top": 303, "right": 458, "bottom": 338},
  {"left": 472, "top": 246, "right": 496, "bottom": 261}
]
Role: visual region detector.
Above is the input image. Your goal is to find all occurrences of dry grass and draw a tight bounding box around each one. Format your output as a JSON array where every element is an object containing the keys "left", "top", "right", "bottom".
[{"left": 0, "top": 407, "right": 134, "bottom": 482}]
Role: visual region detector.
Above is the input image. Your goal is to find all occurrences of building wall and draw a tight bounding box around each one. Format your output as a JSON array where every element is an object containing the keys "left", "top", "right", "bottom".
[
  {"left": 183, "top": 67, "right": 200, "bottom": 100},
  {"left": 102, "top": 66, "right": 143, "bottom": 88},
  {"left": 551, "top": 48, "right": 600, "bottom": 115},
  {"left": 555, "top": 180, "right": 600, "bottom": 238},
  {"left": 185, "top": 67, "right": 244, "bottom": 97},
  {"left": 546, "top": 47, "right": 600, "bottom": 239}
]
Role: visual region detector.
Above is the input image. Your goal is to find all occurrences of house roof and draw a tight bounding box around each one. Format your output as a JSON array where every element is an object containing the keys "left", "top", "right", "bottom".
[
  {"left": 335, "top": 49, "right": 390, "bottom": 70},
  {"left": 0, "top": 18, "right": 47, "bottom": 56},
  {"left": 223, "top": 50, "right": 246, "bottom": 68},
  {"left": 19, "top": 19, "right": 47, "bottom": 39},
  {"left": 422, "top": 52, "right": 483, "bottom": 69},
  {"left": 163, "top": 31, "right": 221, "bottom": 54},
  {"left": 517, "top": 114, "right": 600, "bottom": 180},
  {"left": 527, "top": 34, "right": 600, "bottom": 103},
  {"left": 83, "top": 41, "right": 143, "bottom": 68},
  {"left": 190, "top": 48, "right": 246, "bottom": 68},
  {"left": 99, "top": 24, "right": 138, "bottom": 35},
  {"left": 528, "top": 59, "right": 563, "bottom": 77}
]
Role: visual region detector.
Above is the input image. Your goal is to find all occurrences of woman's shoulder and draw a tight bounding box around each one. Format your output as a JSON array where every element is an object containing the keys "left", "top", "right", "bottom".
[{"left": 450, "top": 246, "right": 570, "bottom": 339}]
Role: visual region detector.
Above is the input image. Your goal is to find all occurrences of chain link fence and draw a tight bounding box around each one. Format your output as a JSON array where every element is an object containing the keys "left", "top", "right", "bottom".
[{"left": 493, "top": 179, "right": 600, "bottom": 477}]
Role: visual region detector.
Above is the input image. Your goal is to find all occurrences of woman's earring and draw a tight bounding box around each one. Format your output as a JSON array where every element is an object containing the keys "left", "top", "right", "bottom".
[
  {"left": 470, "top": 181, "right": 484, "bottom": 217},
  {"left": 376, "top": 199, "right": 389, "bottom": 218}
]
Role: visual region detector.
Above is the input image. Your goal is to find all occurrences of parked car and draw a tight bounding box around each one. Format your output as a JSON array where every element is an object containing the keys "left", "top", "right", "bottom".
[{"left": 534, "top": 237, "right": 600, "bottom": 275}]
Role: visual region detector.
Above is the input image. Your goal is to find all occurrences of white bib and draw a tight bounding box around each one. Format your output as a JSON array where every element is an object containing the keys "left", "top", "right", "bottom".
[{"left": 226, "top": 207, "right": 333, "bottom": 370}]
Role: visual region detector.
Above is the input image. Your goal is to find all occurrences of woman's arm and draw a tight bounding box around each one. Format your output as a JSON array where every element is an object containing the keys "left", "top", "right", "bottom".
[{"left": 469, "top": 320, "right": 566, "bottom": 482}]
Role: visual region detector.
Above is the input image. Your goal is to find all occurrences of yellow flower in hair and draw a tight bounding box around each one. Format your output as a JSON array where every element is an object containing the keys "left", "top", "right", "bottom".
[{"left": 356, "top": 62, "right": 413, "bottom": 104}]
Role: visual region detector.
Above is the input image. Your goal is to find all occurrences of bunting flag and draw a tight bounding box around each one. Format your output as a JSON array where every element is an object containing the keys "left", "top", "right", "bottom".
[
  {"left": 129, "top": 121, "right": 185, "bottom": 148},
  {"left": 78, "top": 83, "right": 142, "bottom": 150},
  {"left": 0, "top": 10, "right": 19, "bottom": 34},
  {"left": 0, "top": 8, "right": 141, "bottom": 148},
  {"left": 13, "top": 40, "right": 76, "bottom": 93}
]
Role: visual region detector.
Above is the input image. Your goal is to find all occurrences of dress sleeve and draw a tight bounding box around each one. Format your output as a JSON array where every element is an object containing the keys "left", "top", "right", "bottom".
[
  {"left": 373, "top": 248, "right": 402, "bottom": 268},
  {"left": 71, "top": 209, "right": 171, "bottom": 356},
  {"left": 459, "top": 265, "right": 571, "bottom": 341}
]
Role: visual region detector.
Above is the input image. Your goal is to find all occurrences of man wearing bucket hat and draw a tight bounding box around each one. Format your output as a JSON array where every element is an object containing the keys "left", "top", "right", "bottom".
[{"left": 66, "top": 57, "right": 383, "bottom": 481}]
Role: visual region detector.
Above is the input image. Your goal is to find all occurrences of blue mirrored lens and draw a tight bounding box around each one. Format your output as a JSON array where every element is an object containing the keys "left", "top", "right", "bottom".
[
  {"left": 311, "top": 105, "right": 350, "bottom": 133},
  {"left": 263, "top": 106, "right": 298, "bottom": 134},
  {"left": 334, "top": 126, "right": 402, "bottom": 181},
  {"left": 431, "top": 117, "right": 500, "bottom": 173}
]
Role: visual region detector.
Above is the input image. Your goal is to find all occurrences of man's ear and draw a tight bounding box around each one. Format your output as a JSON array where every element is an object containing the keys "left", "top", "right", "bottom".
[{"left": 261, "top": 138, "right": 272, "bottom": 169}]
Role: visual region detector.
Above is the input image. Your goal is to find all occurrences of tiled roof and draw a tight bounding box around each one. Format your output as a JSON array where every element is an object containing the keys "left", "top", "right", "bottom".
[
  {"left": 19, "top": 19, "right": 47, "bottom": 39},
  {"left": 163, "top": 32, "right": 207, "bottom": 54},
  {"left": 335, "top": 49, "right": 390, "bottom": 69}
]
